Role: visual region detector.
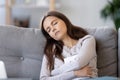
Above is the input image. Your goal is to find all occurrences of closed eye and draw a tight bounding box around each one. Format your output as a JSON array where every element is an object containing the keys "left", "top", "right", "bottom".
[
  {"left": 46, "top": 27, "right": 51, "bottom": 33},
  {"left": 51, "top": 19, "right": 58, "bottom": 26},
  {"left": 53, "top": 21, "right": 58, "bottom": 25}
]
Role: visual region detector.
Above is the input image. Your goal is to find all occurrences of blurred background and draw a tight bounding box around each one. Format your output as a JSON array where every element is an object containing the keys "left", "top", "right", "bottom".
[{"left": 0, "top": 0, "right": 119, "bottom": 29}]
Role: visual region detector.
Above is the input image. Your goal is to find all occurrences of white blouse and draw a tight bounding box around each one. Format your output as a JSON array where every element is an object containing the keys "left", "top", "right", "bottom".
[{"left": 40, "top": 35, "right": 98, "bottom": 80}]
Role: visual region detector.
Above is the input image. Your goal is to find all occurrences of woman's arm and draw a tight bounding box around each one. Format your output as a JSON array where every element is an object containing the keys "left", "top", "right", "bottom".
[
  {"left": 51, "top": 35, "right": 96, "bottom": 75},
  {"left": 74, "top": 65, "right": 92, "bottom": 77},
  {"left": 40, "top": 55, "right": 76, "bottom": 80}
]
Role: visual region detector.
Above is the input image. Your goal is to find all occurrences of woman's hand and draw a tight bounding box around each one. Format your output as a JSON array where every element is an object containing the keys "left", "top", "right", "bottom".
[{"left": 74, "top": 65, "right": 92, "bottom": 77}]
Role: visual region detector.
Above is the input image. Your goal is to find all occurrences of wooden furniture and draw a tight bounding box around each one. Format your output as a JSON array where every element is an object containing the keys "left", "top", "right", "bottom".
[
  {"left": 5, "top": 0, "right": 55, "bottom": 25},
  {"left": 5, "top": 0, "right": 11, "bottom": 25},
  {"left": 49, "top": 0, "right": 55, "bottom": 11}
]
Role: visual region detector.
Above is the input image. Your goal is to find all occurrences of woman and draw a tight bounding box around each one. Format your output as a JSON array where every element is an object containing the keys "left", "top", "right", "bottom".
[{"left": 40, "top": 11, "right": 97, "bottom": 80}]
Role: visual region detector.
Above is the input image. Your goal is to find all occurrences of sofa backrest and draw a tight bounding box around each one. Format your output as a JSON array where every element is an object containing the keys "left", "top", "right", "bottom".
[
  {"left": 0, "top": 25, "right": 46, "bottom": 80},
  {"left": 0, "top": 25, "right": 118, "bottom": 80},
  {"left": 84, "top": 27, "right": 118, "bottom": 77}
]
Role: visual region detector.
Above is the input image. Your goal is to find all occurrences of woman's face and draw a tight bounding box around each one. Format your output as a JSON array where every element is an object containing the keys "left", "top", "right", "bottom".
[{"left": 43, "top": 16, "right": 68, "bottom": 41}]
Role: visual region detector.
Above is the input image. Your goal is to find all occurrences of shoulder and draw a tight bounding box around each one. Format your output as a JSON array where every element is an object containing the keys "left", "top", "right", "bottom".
[
  {"left": 81, "top": 35, "right": 95, "bottom": 41},
  {"left": 82, "top": 35, "right": 94, "bottom": 39},
  {"left": 80, "top": 35, "right": 95, "bottom": 45}
]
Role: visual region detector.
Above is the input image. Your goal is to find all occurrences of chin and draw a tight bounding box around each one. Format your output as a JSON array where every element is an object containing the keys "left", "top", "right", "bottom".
[
  {"left": 53, "top": 35, "right": 63, "bottom": 41},
  {"left": 54, "top": 37, "right": 61, "bottom": 41},
  {"left": 54, "top": 38, "right": 60, "bottom": 41}
]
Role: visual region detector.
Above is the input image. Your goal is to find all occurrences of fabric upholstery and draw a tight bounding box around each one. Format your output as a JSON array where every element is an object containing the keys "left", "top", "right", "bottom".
[
  {"left": 118, "top": 28, "right": 120, "bottom": 77},
  {"left": 84, "top": 27, "right": 118, "bottom": 77},
  {"left": 0, "top": 25, "right": 119, "bottom": 80},
  {"left": 0, "top": 25, "right": 45, "bottom": 80}
]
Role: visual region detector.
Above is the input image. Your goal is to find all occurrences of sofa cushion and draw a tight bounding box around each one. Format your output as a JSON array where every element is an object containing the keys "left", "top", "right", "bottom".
[
  {"left": 0, "top": 25, "right": 45, "bottom": 80},
  {"left": 84, "top": 27, "right": 118, "bottom": 77}
]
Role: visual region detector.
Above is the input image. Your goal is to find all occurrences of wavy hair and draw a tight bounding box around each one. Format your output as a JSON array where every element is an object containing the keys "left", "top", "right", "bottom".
[{"left": 40, "top": 11, "right": 88, "bottom": 71}]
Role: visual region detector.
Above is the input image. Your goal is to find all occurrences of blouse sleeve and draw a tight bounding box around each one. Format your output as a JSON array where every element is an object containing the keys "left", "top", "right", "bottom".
[
  {"left": 40, "top": 55, "right": 76, "bottom": 80},
  {"left": 51, "top": 35, "right": 96, "bottom": 75}
]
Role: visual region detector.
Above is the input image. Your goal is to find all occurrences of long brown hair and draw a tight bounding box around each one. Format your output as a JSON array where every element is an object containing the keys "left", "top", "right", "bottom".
[{"left": 41, "top": 11, "right": 88, "bottom": 71}]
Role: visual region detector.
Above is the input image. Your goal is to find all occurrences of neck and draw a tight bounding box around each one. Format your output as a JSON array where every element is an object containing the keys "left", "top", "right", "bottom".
[{"left": 62, "top": 36, "right": 77, "bottom": 48}]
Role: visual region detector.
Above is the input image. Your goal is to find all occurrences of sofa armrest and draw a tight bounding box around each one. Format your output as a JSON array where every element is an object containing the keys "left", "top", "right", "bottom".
[{"left": 118, "top": 28, "right": 120, "bottom": 77}]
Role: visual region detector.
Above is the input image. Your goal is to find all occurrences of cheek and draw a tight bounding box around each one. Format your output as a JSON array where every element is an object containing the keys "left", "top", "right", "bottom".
[
  {"left": 49, "top": 33, "right": 60, "bottom": 40},
  {"left": 48, "top": 33, "right": 53, "bottom": 37},
  {"left": 49, "top": 33, "right": 56, "bottom": 39},
  {"left": 61, "top": 26, "right": 67, "bottom": 35},
  {"left": 60, "top": 23, "right": 67, "bottom": 32}
]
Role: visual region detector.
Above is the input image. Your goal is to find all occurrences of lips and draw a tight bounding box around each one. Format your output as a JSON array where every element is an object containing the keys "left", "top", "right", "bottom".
[{"left": 55, "top": 31, "right": 59, "bottom": 36}]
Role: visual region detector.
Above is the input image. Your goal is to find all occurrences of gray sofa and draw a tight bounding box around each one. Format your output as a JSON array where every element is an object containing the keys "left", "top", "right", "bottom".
[{"left": 0, "top": 25, "right": 119, "bottom": 80}]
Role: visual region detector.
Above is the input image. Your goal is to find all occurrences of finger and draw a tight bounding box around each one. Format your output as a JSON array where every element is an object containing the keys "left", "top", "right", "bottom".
[
  {"left": 87, "top": 69, "right": 93, "bottom": 75},
  {"left": 88, "top": 66, "right": 92, "bottom": 69},
  {"left": 87, "top": 74, "right": 91, "bottom": 77},
  {"left": 81, "top": 65, "right": 88, "bottom": 69},
  {"left": 87, "top": 67, "right": 92, "bottom": 72},
  {"left": 87, "top": 71, "right": 92, "bottom": 75},
  {"left": 87, "top": 72, "right": 93, "bottom": 77}
]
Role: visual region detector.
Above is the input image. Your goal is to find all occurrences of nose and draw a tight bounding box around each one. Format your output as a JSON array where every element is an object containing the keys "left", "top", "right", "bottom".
[{"left": 52, "top": 28, "right": 56, "bottom": 32}]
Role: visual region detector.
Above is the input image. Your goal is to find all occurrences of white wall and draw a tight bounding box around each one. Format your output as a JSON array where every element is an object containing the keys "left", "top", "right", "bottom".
[
  {"left": 1, "top": 0, "right": 114, "bottom": 28},
  {"left": 58, "top": 0, "right": 114, "bottom": 28},
  {"left": 12, "top": 7, "right": 48, "bottom": 28},
  {"left": 11, "top": 0, "right": 49, "bottom": 28},
  {"left": 0, "top": 0, "right": 5, "bottom": 24}
]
